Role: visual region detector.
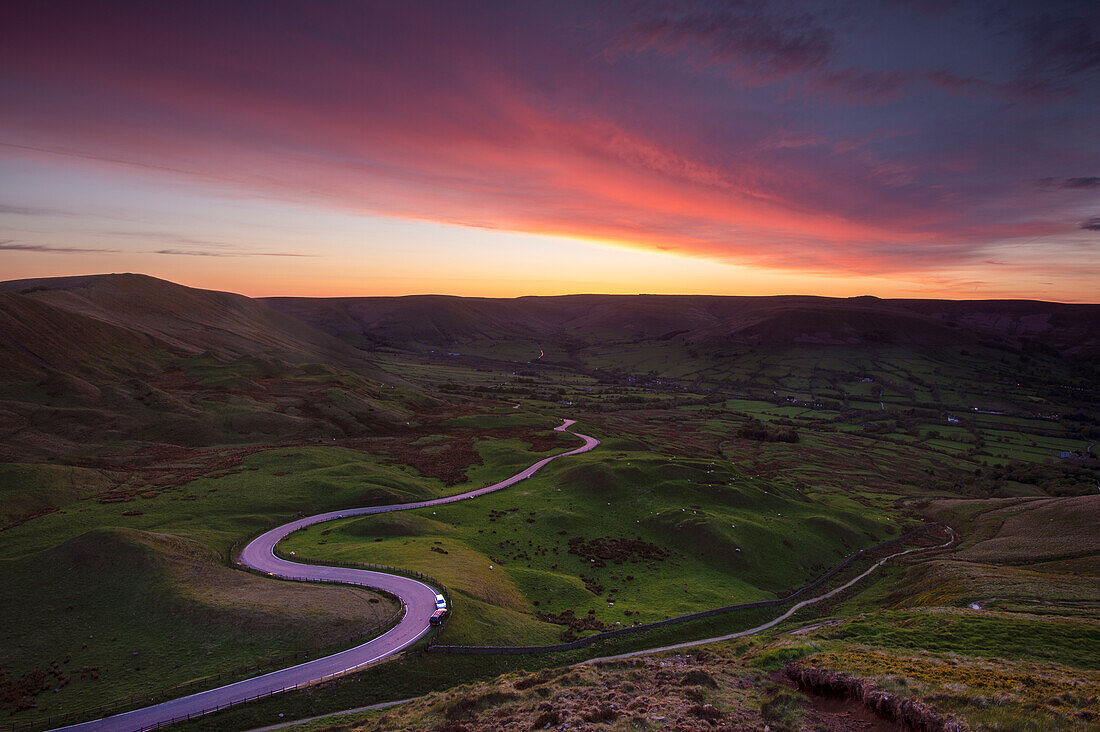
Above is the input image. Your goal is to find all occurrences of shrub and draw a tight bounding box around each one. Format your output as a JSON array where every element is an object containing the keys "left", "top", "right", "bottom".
[
  {"left": 689, "top": 703, "right": 723, "bottom": 720},
  {"left": 735, "top": 418, "right": 799, "bottom": 443},
  {"left": 445, "top": 691, "right": 518, "bottom": 720},
  {"left": 751, "top": 645, "right": 815, "bottom": 671},
  {"left": 761, "top": 689, "right": 806, "bottom": 731},
  {"left": 582, "top": 705, "right": 619, "bottom": 723},
  {"left": 530, "top": 709, "right": 560, "bottom": 728},
  {"left": 682, "top": 669, "right": 718, "bottom": 688}
]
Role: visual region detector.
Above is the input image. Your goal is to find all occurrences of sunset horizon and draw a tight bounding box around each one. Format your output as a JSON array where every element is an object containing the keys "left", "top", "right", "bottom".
[
  {"left": 3, "top": 1, "right": 1098, "bottom": 302},
  {"left": 3, "top": 269, "right": 1097, "bottom": 305}
]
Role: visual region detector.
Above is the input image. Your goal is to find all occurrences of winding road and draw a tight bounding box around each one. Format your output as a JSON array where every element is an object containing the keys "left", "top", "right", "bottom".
[{"left": 56, "top": 419, "right": 600, "bottom": 732}]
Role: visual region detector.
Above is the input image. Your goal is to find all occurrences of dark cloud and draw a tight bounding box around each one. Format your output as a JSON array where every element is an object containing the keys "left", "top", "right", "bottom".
[
  {"left": 1081, "top": 217, "right": 1100, "bottom": 231},
  {"left": 610, "top": 4, "right": 937, "bottom": 102},
  {"left": 611, "top": 1, "right": 1100, "bottom": 106},
  {"left": 0, "top": 203, "right": 76, "bottom": 217},
  {"left": 105, "top": 232, "right": 245, "bottom": 249},
  {"left": 0, "top": 241, "right": 311, "bottom": 257},
  {"left": 0, "top": 241, "right": 120, "bottom": 253},
  {"left": 1018, "top": 11, "right": 1100, "bottom": 80},
  {"left": 925, "top": 69, "right": 1065, "bottom": 101},
  {"left": 1065, "top": 177, "right": 1100, "bottom": 189},
  {"left": 100, "top": 232, "right": 315, "bottom": 257},
  {"left": 1037, "top": 176, "right": 1100, "bottom": 190},
  {"left": 152, "top": 249, "right": 313, "bottom": 258},
  {"left": 816, "top": 68, "right": 910, "bottom": 102},
  {"left": 615, "top": 3, "right": 835, "bottom": 81}
]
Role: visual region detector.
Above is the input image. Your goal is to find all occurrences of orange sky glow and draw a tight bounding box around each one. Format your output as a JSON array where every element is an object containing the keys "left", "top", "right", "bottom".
[{"left": 2, "top": 2, "right": 1097, "bottom": 301}]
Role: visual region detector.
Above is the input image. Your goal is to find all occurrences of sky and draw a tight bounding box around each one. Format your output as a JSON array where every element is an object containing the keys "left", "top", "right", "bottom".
[{"left": 1, "top": 0, "right": 1098, "bottom": 300}]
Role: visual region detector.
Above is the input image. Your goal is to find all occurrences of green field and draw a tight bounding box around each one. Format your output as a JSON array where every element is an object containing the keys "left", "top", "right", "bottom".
[
  {"left": 0, "top": 421, "right": 586, "bottom": 723},
  {"left": 282, "top": 440, "right": 900, "bottom": 645}
]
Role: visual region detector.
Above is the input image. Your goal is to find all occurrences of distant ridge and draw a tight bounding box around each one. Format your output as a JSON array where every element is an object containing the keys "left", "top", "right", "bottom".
[
  {"left": 2, "top": 274, "right": 1097, "bottom": 382},
  {"left": 263, "top": 291, "right": 1100, "bottom": 357}
]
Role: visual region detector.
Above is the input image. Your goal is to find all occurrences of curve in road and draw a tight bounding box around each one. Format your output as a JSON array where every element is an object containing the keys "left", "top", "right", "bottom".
[{"left": 57, "top": 419, "right": 599, "bottom": 732}]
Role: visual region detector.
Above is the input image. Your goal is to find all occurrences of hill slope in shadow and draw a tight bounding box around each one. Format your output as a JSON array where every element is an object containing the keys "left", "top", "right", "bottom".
[
  {"left": 0, "top": 274, "right": 429, "bottom": 461},
  {"left": 265, "top": 292, "right": 1100, "bottom": 356}
]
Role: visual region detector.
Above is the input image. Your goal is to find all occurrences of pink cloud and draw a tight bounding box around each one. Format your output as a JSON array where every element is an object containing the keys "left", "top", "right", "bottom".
[{"left": 1, "top": 1, "right": 1096, "bottom": 283}]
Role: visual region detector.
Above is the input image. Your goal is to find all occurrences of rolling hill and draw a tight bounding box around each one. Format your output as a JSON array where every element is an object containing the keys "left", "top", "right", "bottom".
[
  {"left": 0, "top": 274, "right": 430, "bottom": 461},
  {"left": 1, "top": 273, "right": 1096, "bottom": 729},
  {"left": 0, "top": 273, "right": 380, "bottom": 370},
  {"left": 264, "top": 292, "right": 1100, "bottom": 356},
  {"left": 6, "top": 274, "right": 1093, "bottom": 375},
  {"left": 3, "top": 274, "right": 1095, "bottom": 464}
]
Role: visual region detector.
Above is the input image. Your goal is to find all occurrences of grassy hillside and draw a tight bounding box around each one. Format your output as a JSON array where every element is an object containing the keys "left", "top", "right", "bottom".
[
  {"left": 265, "top": 292, "right": 1100, "bottom": 357},
  {"left": 0, "top": 528, "right": 399, "bottom": 719},
  {"left": 1, "top": 275, "right": 1096, "bottom": 730},
  {"left": 177, "top": 489, "right": 1098, "bottom": 732},
  {"left": 0, "top": 443, "right": 441, "bottom": 722},
  {"left": 282, "top": 439, "right": 901, "bottom": 645},
  {"left": 1, "top": 273, "right": 374, "bottom": 364},
  {"left": 0, "top": 413, "right": 590, "bottom": 724},
  {"left": 0, "top": 275, "right": 446, "bottom": 465},
  {"left": 255, "top": 629, "right": 1097, "bottom": 731}
]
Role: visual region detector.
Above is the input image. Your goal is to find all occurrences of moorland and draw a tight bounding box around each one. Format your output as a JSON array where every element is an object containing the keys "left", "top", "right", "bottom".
[{"left": 0, "top": 273, "right": 1097, "bottom": 730}]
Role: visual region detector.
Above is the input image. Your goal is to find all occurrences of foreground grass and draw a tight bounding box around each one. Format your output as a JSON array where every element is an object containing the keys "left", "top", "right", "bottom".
[
  {"left": 799, "top": 642, "right": 1099, "bottom": 731},
  {"left": 169, "top": 608, "right": 780, "bottom": 732},
  {"left": 0, "top": 418, "right": 575, "bottom": 725},
  {"left": 822, "top": 608, "right": 1100, "bottom": 669},
  {"left": 167, "top": 538, "right": 928, "bottom": 731},
  {"left": 168, "top": 499, "right": 1098, "bottom": 732},
  {"left": 177, "top": 603, "right": 1100, "bottom": 732},
  {"left": 276, "top": 648, "right": 781, "bottom": 731}
]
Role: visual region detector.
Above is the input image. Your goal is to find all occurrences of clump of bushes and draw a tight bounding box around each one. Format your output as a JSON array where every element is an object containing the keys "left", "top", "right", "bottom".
[
  {"left": 537, "top": 609, "right": 612, "bottom": 641},
  {"left": 689, "top": 702, "right": 723, "bottom": 720},
  {"left": 444, "top": 691, "right": 518, "bottom": 720},
  {"left": 682, "top": 669, "right": 718, "bottom": 688},
  {"left": 567, "top": 536, "right": 671, "bottom": 567},
  {"left": 0, "top": 667, "right": 51, "bottom": 712},
  {"left": 735, "top": 418, "right": 799, "bottom": 443},
  {"left": 530, "top": 709, "right": 560, "bottom": 728}
]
